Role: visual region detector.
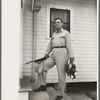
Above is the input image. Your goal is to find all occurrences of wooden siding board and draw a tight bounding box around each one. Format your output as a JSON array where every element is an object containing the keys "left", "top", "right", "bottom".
[
  {"left": 23, "top": 66, "right": 32, "bottom": 69},
  {"left": 23, "top": 73, "right": 31, "bottom": 76}
]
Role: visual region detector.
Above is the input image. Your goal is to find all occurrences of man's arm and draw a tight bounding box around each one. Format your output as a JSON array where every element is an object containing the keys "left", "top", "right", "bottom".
[{"left": 65, "top": 32, "right": 75, "bottom": 64}]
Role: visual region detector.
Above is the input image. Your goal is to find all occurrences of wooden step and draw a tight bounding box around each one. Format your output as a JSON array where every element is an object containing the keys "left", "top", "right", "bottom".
[
  {"left": 29, "top": 87, "right": 73, "bottom": 100},
  {"left": 19, "top": 76, "right": 32, "bottom": 100},
  {"left": 19, "top": 92, "right": 29, "bottom": 100},
  {"left": 30, "top": 91, "right": 49, "bottom": 100},
  {"left": 47, "top": 87, "right": 57, "bottom": 100},
  {"left": 68, "top": 93, "right": 92, "bottom": 100},
  {"left": 47, "top": 87, "right": 72, "bottom": 100},
  {"left": 19, "top": 85, "right": 32, "bottom": 92},
  {"left": 86, "top": 91, "right": 97, "bottom": 100},
  {"left": 19, "top": 76, "right": 32, "bottom": 92}
]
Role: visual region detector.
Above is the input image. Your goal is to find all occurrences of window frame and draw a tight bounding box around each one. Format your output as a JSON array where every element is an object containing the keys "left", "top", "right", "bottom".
[{"left": 46, "top": 4, "right": 74, "bottom": 40}]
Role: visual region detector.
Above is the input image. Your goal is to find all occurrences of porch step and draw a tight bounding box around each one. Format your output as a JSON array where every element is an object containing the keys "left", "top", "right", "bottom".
[
  {"left": 29, "top": 87, "right": 73, "bottom": 100},
  {"left": 19, "top": 92, "right": 29, "bottom": 100},
  {"left": 30, "top": 91, "right": 49, "bottom": 100},
  {"left": 19, "top": 76, "right": 32, "bottom": 92},
  {"left": 47, "top": 87, "right": 57, "bottom": 100},
  {"left": 47, "top": 87, "right": 72, "bottom": 100},
  {"left": 68, "top": 93, "right": 92, "bottom": 100},
  {"left": 86, "top": 91, "right": 97, "bottom": 100},
  {"left": 19, "top": 85, "right": 32, "bottom": 92},
  {"left": 19, "top": 76, "right": 32, "bottom": 100}
]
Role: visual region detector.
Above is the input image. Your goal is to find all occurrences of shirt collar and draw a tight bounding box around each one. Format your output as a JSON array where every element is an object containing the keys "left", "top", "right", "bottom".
[
  {"left": 55, "top": 28, "right": 64, "bottom": 33},
  {"left": 61, "top": 28, "right": 64, "bottom": 32}
]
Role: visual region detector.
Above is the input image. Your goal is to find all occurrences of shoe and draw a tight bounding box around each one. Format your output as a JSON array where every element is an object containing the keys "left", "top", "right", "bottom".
[
  {"left": 34, "top": 85, "right": 47, "bottom": 92},
  {"left": 55, "top": 95, "right": 63, "bottom": 100}
]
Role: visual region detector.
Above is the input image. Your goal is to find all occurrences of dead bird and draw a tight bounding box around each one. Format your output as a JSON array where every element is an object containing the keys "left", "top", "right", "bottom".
[{"left": 65, "top": 63, "right": 77, "bottom": 79}]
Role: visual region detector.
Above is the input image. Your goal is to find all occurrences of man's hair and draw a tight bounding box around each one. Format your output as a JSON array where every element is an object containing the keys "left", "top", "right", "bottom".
[{"left": 54, "top": 18, "right": 63, "bottom": 23}]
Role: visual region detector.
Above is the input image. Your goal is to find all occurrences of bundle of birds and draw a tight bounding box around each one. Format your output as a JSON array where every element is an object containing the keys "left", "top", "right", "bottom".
[{"left": 65, "top": 63, "right": 77, "bottom": 79}]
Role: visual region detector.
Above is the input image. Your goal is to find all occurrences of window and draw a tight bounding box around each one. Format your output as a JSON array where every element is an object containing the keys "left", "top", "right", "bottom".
[{"left": 50, "top": 8, "right": 70, "bottom": 37}]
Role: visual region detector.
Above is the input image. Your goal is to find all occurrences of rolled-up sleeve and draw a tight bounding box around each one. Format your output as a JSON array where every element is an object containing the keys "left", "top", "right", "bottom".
[
  {"left": 45, "top": 40, "right": 52, "bottom": 55},
  {"left": 65, "top": 32, "right": 74, "bottom": 58}
]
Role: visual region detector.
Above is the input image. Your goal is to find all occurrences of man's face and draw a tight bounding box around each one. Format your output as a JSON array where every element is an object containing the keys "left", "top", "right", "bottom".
[{"left": 55, "top": 19, "right": 63, "bottom": 29}]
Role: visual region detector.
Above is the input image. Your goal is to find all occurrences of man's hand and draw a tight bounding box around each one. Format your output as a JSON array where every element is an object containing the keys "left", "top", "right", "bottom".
[
  {"left": 44, "top": 54, "right": 49, "bottom": 58},
  {"left": 70, "top": 57, "right": 75, "bottom": 64}
]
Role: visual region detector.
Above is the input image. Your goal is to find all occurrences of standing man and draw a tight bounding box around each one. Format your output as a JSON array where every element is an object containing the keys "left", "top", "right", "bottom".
[{"left": 34, "top": 18, "right": 75, "bottom": 100}]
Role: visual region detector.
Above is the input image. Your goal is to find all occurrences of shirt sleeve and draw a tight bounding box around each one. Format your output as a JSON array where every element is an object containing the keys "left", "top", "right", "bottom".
[
  {"left": 65, "top": 32, "right": 74, "bottom": 58},
  {"left": 45, "top": 40, "right": 52, "bottom": 55}
]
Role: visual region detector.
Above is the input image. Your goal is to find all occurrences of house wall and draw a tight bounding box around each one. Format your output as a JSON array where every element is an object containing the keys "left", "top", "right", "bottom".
[
  {"left": 35, "top": 0, "right": 97, "bottom": 83},
  {"left": 22, "top": 0, "right": 97, "bottom": 83}
]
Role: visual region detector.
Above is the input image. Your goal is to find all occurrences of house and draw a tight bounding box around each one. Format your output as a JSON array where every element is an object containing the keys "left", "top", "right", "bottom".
[
  {"left": 21, "top": 0, "right": 97, "bottom": 83},
  {"left": 2, "top": 0, "right": 97, "bottom": 100}
]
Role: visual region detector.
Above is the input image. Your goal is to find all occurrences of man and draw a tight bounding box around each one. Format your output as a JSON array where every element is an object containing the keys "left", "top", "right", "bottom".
[{"left": 34, "top": 18, "right": 75, "bottom": 100}]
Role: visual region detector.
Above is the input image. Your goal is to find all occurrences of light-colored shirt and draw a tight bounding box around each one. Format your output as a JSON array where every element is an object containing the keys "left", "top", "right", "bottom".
[{"left": 46, "top": 28, "right": 74, "bottom": 58}]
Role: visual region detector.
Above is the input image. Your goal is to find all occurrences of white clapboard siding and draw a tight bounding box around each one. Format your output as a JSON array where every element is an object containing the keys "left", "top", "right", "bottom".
[
  {"left": 35, "top": 0, "right": 97, "bottom": 83},
  {"left": 22, "top": 0, "right": 33, "bottom": 76}
]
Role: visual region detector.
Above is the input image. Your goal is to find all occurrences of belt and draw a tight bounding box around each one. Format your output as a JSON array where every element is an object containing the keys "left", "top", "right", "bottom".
[{"left": 53, "top": 46, "right": 66, "bottom": 48}]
